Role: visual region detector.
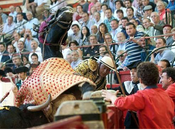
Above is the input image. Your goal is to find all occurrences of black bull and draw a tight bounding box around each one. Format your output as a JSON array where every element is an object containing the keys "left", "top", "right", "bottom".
[
  {"left": 38, "top": 6, "right": 73, "bottom": 60},
  {"left": 0, "top": 83, "right": 95, "bottom": 128},
  {"left": 0, "top": 104, "right": 48, "bottom": 129}
]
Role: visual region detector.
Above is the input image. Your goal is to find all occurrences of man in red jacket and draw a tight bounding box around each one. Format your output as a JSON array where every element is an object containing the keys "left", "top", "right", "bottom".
[
  {"left": 102, "top": 62, "right": 174, "bottom": 129},
  {"left": 160, "top": 67, "right": 175, "bottom": 125}
]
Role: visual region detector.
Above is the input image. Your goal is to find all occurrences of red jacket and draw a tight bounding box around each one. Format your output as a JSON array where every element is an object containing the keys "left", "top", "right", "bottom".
[
  {"left": 114, "top": 87, "right": 174, "bottom": 129},
  {"left": 166, "top": 83, "right": 175, "bottom": 115}
]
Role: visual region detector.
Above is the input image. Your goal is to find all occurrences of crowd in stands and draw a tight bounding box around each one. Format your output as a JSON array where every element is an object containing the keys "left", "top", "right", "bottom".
[{"left": 0, "top": 0, "right": 174, "bottom": 86}]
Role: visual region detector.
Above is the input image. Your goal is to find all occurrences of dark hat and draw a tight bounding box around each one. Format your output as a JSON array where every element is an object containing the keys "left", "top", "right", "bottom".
[
  {"left": 163, "top": 24, "right": 173, "bottom": 29},
  {"left": 143, "top": 5, "right": 152, "bottom": 11},
  {"left": 0, "top": 70, "right": 5, "bottom": 76},
  {"left": 14, "top": 66, "right": 29, "bottom": 74},
  {"left": 4, "top": 67, "right": 13, "bottom": 74},
  {"left": 127, "top": 61, "right": 142, "bottom": 70}
]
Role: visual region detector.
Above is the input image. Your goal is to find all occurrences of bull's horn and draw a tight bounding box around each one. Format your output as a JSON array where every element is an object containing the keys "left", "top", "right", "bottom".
[{"left": 27, "top": 94, "right": 51, "bottom": 111}]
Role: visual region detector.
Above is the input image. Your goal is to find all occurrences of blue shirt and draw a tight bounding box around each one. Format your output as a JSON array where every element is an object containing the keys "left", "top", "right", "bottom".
[
  {"left": 125, "top": 32, "right": 144, "bottom": 65},
  {"left": 103, "top": 16, "right": 116, "bottom": 32},
  {"left": 155, "top": 49, "right": 175, "bottom": 64}
]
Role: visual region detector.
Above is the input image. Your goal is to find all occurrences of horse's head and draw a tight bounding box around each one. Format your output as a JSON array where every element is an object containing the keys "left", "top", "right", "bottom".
[{"left": 55, "top": 6, "right": 74, "bottom": 23}]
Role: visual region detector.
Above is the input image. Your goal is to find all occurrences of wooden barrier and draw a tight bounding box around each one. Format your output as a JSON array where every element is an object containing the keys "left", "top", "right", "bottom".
[{"left": 31, "top": 116, "right": 89, "bottom": 129}]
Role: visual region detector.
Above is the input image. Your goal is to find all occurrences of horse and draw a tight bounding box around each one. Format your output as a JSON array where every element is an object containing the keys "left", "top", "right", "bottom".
[{"left": 38, "top": 6, "right": 74, "bottom": 60}]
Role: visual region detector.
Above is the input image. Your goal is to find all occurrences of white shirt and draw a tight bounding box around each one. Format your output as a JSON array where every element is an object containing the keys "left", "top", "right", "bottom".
[
  {"left": 25, "top": 18, "right": 39, "bottom": 36},
  {"left": 34, "top": 0, "right": 47, "bottom": 6},
  {"left": 2, "top": 22, "right": 16, "bottom": 34},
  {"left": 28, "top": 47, "right": 43, "bottom": 63}
]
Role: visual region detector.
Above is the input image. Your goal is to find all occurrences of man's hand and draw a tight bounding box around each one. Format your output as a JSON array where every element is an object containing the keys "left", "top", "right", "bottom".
[{"left": 101, "top": 90, "right": 119, "bottom": 104}]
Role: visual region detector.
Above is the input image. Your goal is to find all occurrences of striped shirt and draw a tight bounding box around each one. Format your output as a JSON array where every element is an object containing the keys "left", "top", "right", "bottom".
[{"left": 125, "top": 31, "right": 144, "bottom": 64}]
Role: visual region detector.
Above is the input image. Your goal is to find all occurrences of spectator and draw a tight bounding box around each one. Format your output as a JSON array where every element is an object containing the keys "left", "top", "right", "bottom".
[
  {"left": 81, "top": 12, "right": 95, "bottom": 31},
  {"left": 29, "top": 0, "right": 49, "bottom": 20},
  {"left": 65, "top": 51, "right": 72, "bottom": 64},
  {"left": 126, "top": 7, "right": 140, "bottom": 24},
  {"left": 8, "top": 6, "right": 17, "bottom": 22},
  {"left": 162, "top": 13, "right": 175, "bottom": 28},
  {"left": 15, "top": 6, "right": 27, "bottom": 21},
  {"left": 137, "top": 36, "right": 155, "bottom": 61},
  {"left": 23, "top": 29, "right": 40, "bottom": 52},
  {"left": 89, "top": 5, "right": 97, "bottom": 20},
  {"left": 84, "top": 34, "right": 99, "bottom": 59},
  {"left": 0, "top": 42, "right": 10, "bottom": 63},
  {"left": 11, "top": 55, "right": 23, "bottom": 72},
  {"left": 11, "top": 32, "right": 21, "bottom": 52},
  {"left": 68, "top": 24, "right": 81, "bottom": 43},
  {"left": 104, "top": 33, "right": 117, "bottom": 58},
  {"left": 166, "top": 0, "right": 175, "bottom": 11},
  {"left": 124, "top": 0, "right": 138, "bottom": 17},
  {"left": 31, "top": 53, "right": 40, "bottom": 65},
  {"left": 142, "top": 0, "right": 156, "bottom": 11},
  {"left": 124, "top": 22, "right": 144, "bottom": 65},
  {"left": 91, "top": 25, "right": 98, "bottom": 35},
  {"left": 2, "top": 16, "right": 16, "bottom": 36},
  {"left": 7, "top": 44, "right": 16, "bottom": 60},
  {"left": 69, "top": 40, "right": 83, "bottom": 59},
  {"left": 78, "top": 0, "right": 89, "bottom": 13},
  {"left": 116, "top": 32, "right": 127, "bottom": 51},
  {"left": 70, "top": 50, "right": 82, "bottom": 69},
  {"left": 24, "top": 0, "right": 34, "bottom": 12},
  {"left": 113, "top": 0, "right": 127, "bottom": 19},
  {"left": 158, "top": 59, "right": 171, "bottom": 71},
  {"left": 73, "top": 5, "right": 84, "bottom": 24},
  {"left": 143, "top": 5, "right": 153, "bottom": 20},
  {"left": 97, "top": 23, "right": 108, "bottom": 44},
  {"left": 171, "top": 28, "right": 175, "bottom": 53},
  {"left": 156, "top": 1, "right": 166, "bottom": 20},
  {"left": 94, "top": 12, "right": 103, "bottom": 28},
  {"left": 0, "top": 16, "right": 4, "bottom": 35},
  {"left": 100, "top": 3, "right": 108, "bottom": 21},
  {"left": 103, "top": 8, "right": 115, "bottom": 32},
  {"left": 150, "top": 37, "right": 175, "bottom": 64},
  {"left": 42, "top": 9, "right": 50, "bottom": 21},
  {"left": 121, "top": 17, "right": 129, "bottom": 38},
  {"left": 110, "top": 19, "right": 121, "bottom": 41},
  {"left": 163, "top": 24, "right": 173, "bottom": 46},
  {"left": 22, "top": 55, "right": 30, "bottom": 68},
  {"left": 115, "top": 50, "right": 127, "bottom": 70},
  {"left": 0, "top": 7, "right": 7, "bottom": 24},
  {"left": 95, "top": 2, "right": 102, "bottom": 13},
  {"left": 25, "top": 11, "right": 39, "bottom": 37},
  {"left": 129, "top": 18, "right": 144, "bottom": 32},
  {"left": 88, "top": 0, "right": 97, "bottom": 14},
  {"left": 115, "top": 9, "right": 124, "bottom": 25},
  {"left": 16, "top": 40, "right": 29, "bottom": 59},
  {"left": 28, "top": 39, "right": 43, "bottom": 63},
  {"left": 15, "top": 13, "right": 27, "bottom": 36},
  {"left": 61, "top": 44, "right": 71, "bottom": 60},
  {"left": 98, "top": 45, "right": 108, "bottom": 61},
  {"left": 79, "top": 26, "right": 90, "bottom": 47},
  {"left": 50, "top": 0, "right": 67, "bottom": 14},
  {"left": 150, "top": 12, "right": 165, "bottom": 41}
]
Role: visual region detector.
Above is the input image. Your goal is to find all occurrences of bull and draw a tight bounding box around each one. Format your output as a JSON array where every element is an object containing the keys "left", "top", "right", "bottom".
[
  {"left": 0, "top": 94, "right": 51, "bottom": 128},
  {"left": 38, "top": 6, "right": 74, "bottom": 60}
]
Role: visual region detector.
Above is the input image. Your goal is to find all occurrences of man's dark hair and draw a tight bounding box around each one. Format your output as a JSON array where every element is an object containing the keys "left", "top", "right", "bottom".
[
  {"left": 121, "top": 17, "right": 129, "bottom": 22},
  {"left": 126, "top": 22, "right": 136, "bottom": 29},
  {"left": 111, "top": 19, "right": 119, "bottom": 24},
  {"left": 160, "top": 59, "right": 171, "bottom": 68},
  {"left": 31, "top": 53, "right": 38, "bottom": 58},
  {"left": 116, "top": 9, "right": 124, "bottom": 14},
  {"left": 101, "top": 3, "right": 108, "bottom": 8},
  {"left": 106, "top": 8, "right": 112, "bottom": 13},
  {"left": 99, "top": 45, "right": 108, "bottom": 51},
  {"left": 137, "top": 62, "right": 159, "bottom": 86},
  {"left": 115, "top": 0, "right": 125, "bottom": 7},
  {"left": 126, "top": 7, "right": 134, "bottom": 12},
  {"left": 162, "top": 67, "right": 175, "bottom": 82},
  {"left": 71, "top": 24, "right": 80, "bottom": 29},
  {"left": 157, "top": 37, "right": 166, "bottom": 45},
  {"left": 0, "top": 42, "right": 5, "bottom": 47}
]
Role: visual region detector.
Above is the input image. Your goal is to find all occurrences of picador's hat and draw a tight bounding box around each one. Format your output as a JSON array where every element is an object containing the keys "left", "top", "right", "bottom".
[
  {"left": 14, "top": 66, "right": 29, "bottom": 74},
  {"left": 0, "top": 70, "right": 5, "bottom": 76}
]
